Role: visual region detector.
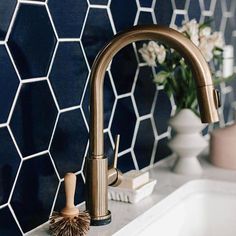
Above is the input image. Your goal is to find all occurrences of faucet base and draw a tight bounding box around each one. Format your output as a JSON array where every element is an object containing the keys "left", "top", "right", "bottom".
[{"left": 90, "top": 210, "right": 111, "bottom": 226}]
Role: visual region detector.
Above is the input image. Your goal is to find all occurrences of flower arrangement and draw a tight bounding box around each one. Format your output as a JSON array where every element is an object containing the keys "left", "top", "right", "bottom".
[{"left": 138, "top": 19, "right": 225, "bottom": 114}]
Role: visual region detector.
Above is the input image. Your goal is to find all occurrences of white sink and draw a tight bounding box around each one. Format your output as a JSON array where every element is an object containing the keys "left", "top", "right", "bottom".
[{"left": 114, "top": 179, "right": 236, "bottom": 236}]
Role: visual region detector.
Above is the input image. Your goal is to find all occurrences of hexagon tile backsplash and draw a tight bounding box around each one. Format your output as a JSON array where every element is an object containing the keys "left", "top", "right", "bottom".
[{"left": 0, "top": 0, "right": 236, "bottom": 234}]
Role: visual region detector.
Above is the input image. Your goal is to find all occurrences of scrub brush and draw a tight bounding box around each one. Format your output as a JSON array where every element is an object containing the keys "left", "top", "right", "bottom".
[{"left": 49, "top": 173, "right": 90, "bottom": 236}]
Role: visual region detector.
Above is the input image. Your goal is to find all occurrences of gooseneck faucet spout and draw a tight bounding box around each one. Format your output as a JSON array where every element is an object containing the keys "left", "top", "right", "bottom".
[{"left": 86, "top": 25, "right": 220, "bottom": 226}]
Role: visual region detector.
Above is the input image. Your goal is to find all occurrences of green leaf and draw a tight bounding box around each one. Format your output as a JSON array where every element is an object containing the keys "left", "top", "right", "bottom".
[{"left": 153, "top": 71, "right": 170, "bottom": 84}]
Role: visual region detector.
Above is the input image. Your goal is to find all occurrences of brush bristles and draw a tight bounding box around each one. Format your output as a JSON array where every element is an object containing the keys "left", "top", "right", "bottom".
[{"left": 49, "top": 211, "right": 90, "bottom": 236}]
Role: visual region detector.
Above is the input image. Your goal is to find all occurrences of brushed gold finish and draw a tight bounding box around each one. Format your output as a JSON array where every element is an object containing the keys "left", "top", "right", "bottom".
[{"left": 86, "top": 25, "right": 220, "bottom": 226}]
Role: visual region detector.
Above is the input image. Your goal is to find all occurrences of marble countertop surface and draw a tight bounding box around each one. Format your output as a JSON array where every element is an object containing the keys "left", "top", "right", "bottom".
[{"left": 28, "top": 154, "right": 236, "bottom": 236}]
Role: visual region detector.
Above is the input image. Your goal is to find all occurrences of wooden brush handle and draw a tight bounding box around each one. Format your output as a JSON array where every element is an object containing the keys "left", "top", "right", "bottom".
[{"left": 61, "top": 173, "right": 79, "bottom": 216}]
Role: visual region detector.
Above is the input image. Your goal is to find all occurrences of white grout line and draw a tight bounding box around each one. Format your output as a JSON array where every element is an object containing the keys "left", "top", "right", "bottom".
[
  {"left": 139, "top": 7, "right": 154, "bottom": 12},
  {"left": 47, "top": 112, "right": 60, "bottom": 152},
  {"left": 131, "top": 149, "right": 139, "bottom": 170},
  {"left": 107, "top": 72, "right": 117, "bottom": 130},
  {"left": 21, "top": 77, "right": 47, "bottom": 83},
  {"left": 8, "top": 204, "right": 24, "bottom": 235},
  {"left": 81, "top": 171, "right": 86, "bottom": 183},
  {"left": 0, "top": 203, "right": 8, "bottom": 209},
  {"left": 139, "top": 114, "right": 152, "bottom": 121},
  {"left": 48, "top": 152, "right": 61, "bottom": 181},
  {"left": 58, "top": 38, "right": 80, "bottom": 42},
  {"left": 108, "top": 129, "right": 115, "bottom": 148},
  {"left": 46, "top": 78, "right": 60, "bottom": 112},
  {"left": 118, "top": 148, "right": 132, "bottom": 158},
  {"left": 79, "top": 3, "right": 90, "bottom": 40},
  {"left": 134, "top": 8, "right": 140, "bottom": 25},
  {"left": 23, "top": 150, "right": 49, "bottom": 161},
  {"left": 150, "top": 138, "right": 158, "bottom": 165},
  {"left": 107, "top": 5, "right": 117, "bottom": 34},
  {"left": 80, "top": 141, "right": 89, "bottom": 172},
  {"left": 80, "top": 106, "right": 89, "bottom": 132},
  {"left": 89, "top": 4, "right": 108, "bottom": 9},
  {"left": 5, "top": 2, "right": 20, "bottom": 42},
  {"left": 0, "top": 123, "right": 7, "bottom": 128},
  {"left": 7, "top": 125, "right": 23, "bottom": 159},
  {"left": 5, "top": 44, "right": 21, "bottom": 81},
  {"left": 131, "top": 66, "right": 140, "bottom": 94},
  {"left": 46, "top": 40, "right": 59, "bottom": 78},
  {"left": 18, "top": 0, "right": 46, "bottom": 5},
  {"left": 45, "top": 3, "right": 59, "bottom": 40},
  {"left": 59, "top": 105, "right": 82, "bottom": 113},
  {"left": 7, "top": 157, "right": 23, "bottom": 205}
]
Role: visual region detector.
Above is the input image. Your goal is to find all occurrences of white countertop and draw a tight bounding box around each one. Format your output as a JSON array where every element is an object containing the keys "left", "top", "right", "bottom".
[{"left": 28, "top": 154, "right": 236, "bottom": 236}]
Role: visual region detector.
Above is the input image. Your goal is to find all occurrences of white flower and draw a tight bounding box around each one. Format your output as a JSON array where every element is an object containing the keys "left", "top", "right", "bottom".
[
  {"left": 139, "top": 41, "right": 166, "bottom": 66},
  {"left": 198, "top": 36, "right": 214, "bottom": 62},
  {"left": 138, "top": 43, "right": 157, "bottom": 66},
  {"left": 148, "top": 41, "right": 166, "bottom": 64},
  {"left": 199, "top": 26, "right": 211, "bottom": 38},
  {"left": 179, "top": 19, "right": 200, "bottom": 46},
  {"left": 157, "top": 45, "right": 166, "bottom": 64},
  {"left": 210, "top": 32, "right": 224, "bottom": 49}
]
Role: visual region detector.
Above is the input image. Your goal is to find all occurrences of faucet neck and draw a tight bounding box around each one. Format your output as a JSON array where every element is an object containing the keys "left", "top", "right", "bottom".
[{"left": 89, "top": 25, "right": 219, "bottom": 158}]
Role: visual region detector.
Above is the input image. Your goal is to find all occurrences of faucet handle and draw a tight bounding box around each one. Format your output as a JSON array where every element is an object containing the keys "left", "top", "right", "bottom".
[
  {"left": 112, "top": 134, "right": 120, "bottom": 169},
  {"left": 108, "top": 134, "right": 122, "bottom": 187}
]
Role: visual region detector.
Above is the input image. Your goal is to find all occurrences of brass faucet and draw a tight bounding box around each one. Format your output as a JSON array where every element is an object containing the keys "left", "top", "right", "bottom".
[{"left": 85, "top": 25, "right": 220, "bottom": 226}]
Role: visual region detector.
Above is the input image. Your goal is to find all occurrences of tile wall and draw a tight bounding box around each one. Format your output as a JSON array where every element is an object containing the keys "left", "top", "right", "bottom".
[{"left": 0, "top": 0, "right": 236, "bottom": 234}]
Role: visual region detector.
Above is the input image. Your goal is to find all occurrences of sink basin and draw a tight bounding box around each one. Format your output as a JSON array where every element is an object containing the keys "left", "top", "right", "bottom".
[{"left": 114, "top": 179, "right": 236, "bottom": 236}]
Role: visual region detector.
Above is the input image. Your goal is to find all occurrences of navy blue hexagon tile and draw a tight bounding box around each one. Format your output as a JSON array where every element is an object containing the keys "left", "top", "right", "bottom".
[
  {"left": 154, "top": 90, "right": 172, "bottom": 135},
  {"left": 48, "top": 0, "right": 88, "bottom": 38},
  {"left": 50, "top": 108, "right": 88, "bottom": 178},
  {"left": 89, "top": 0, "right": 109, "bottom": 4},
  {"left": 110, "top": 0, "right": 137, "bottom": 32},
  {"left": 154, "top": 137, "right": 172, "bottom": 162},
  {"left": 8, "top": 4, "right": 56, "bottom": 79},
  {"left": 10, "top": 81, "right": 58, "bottom": 157},
  {"left": 104, "top": 73, "right": 116, "bottom": 129},
  {"left": 188, "top": 0, "right": 201, "bottom": 21},
  {"left": 82, "top": 8, "right": 114, "bottom": 66},
  {"left": 0, "top": 206, "right": 22, "bottom": 235},
  {"left": 118, "top": 152, "right": 136, "bottom": 172},
  {"left": 0, "top": 127, "right": 21, "bottom": 206},
  {"left": 213, "top": 0, "right": 223, "bottom": 31},
  {"left": 174, "top": 14, "right": 186, "bottom": 27},
  {"left": 104, "top": 132, "right": 114, "bottom": 167},
  {"left": 225, "top": 18, "right": 235, "bottom": 45},
  {"left": 111, "top": 97, "right": 137, "bottom": 152},
  {"left": 139, "top": 0, "right": 153, "bottom": 8},
  {"left": 202, "top": 0, "right": 211, "bottom": 10},
  {"left": 11, "top": 153, "right": 58, "bottom": 233},
  {"left": 0, "top": 0, "right": 17, "bottom": 40},
  {"left": 0, "top": 45, "right": 19, "bottom": 123},
  {"left": 134, "top": 66, "right": 156, "bottom": 116},
  {"left": 54, "top": 174, "right": 85, "bottom": 211},
  {"left": 134, "top": 119, "right": 155, "bottom": 169},
  {"left": 49, "top": 42, "right": 88, "bottom": 109},
  {"left": 111, "top": 45, "right": 138, "bottom": 95},
  {"left": 154, "top": 1, "right": 173, "bottom": 26},
  {"left": 82, "top": 72, "right": 115, "bottom": 129},
  {"left": 174, "top": 0, "right": 186, "bottom": 9},
  {"left": 138, "top": 11, "right": 154, "bottom": 25},
  {"left": 81, "top": 81, "right": 90, "bottom": 123}
]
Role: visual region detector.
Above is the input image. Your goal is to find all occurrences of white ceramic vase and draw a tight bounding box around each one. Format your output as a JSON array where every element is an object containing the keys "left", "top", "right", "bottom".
[{"left": 168, "top": 109, "right": 207, "bottom": 176}]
